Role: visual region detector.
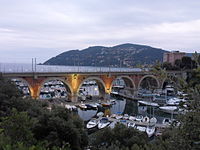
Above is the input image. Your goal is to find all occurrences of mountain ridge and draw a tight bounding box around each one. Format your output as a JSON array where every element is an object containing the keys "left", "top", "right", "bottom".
[{"left": 44, "top": 43, "right": 168, "bottom": 67}]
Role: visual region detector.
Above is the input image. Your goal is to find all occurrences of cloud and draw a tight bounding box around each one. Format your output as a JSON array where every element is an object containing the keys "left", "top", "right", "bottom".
[{"left": 0, "top": 0, "right": 200, "bottom": 63}]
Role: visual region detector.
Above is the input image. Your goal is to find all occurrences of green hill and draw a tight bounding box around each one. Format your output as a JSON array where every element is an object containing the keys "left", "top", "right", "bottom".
[{"left": 44, "top": 43, "right": 168, "bottom": 67}]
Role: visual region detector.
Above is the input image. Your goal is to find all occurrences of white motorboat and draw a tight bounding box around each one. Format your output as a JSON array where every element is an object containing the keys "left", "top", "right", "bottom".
[
  {"left": 78, "top": 104, "right": 87, "bottom": 109},
  {"left": 127, "top": 122, "right": 135, "bottom": 128},
  {"left": 115, "top": 114, "right": 123, "bottom": 120},
  {"left": 129, "top": 116, "right": 136, "bottom": 121},
  {"left": 138, "top": 101, "right": 159, "bottom": 107},
  {"left": 90, "top": 104, "right": 98, "bottom": 109},
  {"left": 71, "top": 105, "right": 77, "bottom": 110},
  {"left": 167, "top": 97, "right": 186, "bottom": 106},
  {"left": 166, "top": 99, "right": 179, "bottom": 105},
  {"left": 135, "top": 115, "right": 143, "bottom": 122},
  {"left": 110, "top": 114, "right": 117, "bottom": 118},
  {"left": 86, "top": 119, "right": 99, "bottom": 129},
  {"left": 109, "top": 121, "right": 117, "bottom": 129},
  {"left": 65, "top": 104, "right": 72, "bottom": 110},
  {"left": 65, "top": 105, "right": 77, "bottom": 111},
  {"left": 146, "top": 126, "right": 156, "bottom": 137},
  {"left": 149, "top": 117, "right": 157, "bottom": 124},
  {"left": 96, "top": 112, "right": 104, "bottom": 117},
  {"left": 136, "top": 126, "right": 146, "bottom": 132},
  {"left": 123, "top": 114, "right": 129, "bottom": 120},
  {"left": 111, "top": 91, "right": 119, "bottom": 95},
  {"left": 98, "top": 118, "right": 110, "bottom": 129},
  {"left": 142, "top": 116, "right": 150, "bottom": 123},
  {"left": 159, "top": 106, "right": 178, "bottom": 114}
]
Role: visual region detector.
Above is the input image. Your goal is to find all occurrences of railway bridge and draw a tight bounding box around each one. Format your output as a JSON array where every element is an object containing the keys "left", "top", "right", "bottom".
[{"left": 2, "top": 68, "right": 186, "bottom": 102}]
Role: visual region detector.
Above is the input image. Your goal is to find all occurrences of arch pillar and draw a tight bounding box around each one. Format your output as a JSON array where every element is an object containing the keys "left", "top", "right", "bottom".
[
  {"left": 131, "top": 75, "right": 144, "bottom": 95},
  {"left": 24, "top": 77, "right": 45, "bottom": 99},
  {"left": 100, "top": 74, "right": 116, "bottom": 100},
  {"left": 67, "top": 74, "right": 84, "bottom": 102}
]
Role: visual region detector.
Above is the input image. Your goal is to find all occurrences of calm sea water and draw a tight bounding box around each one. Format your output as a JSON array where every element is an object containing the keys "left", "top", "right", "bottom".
[
  {"left": 77, "top": 98, "right": 173, "bottom": 123},
  {"left": 0, "top": 63, "right": 147, "bottom": 73}
]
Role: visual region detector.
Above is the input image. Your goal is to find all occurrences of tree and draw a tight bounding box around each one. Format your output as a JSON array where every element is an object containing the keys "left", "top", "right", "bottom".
[
  {"left": 181, "top": 56, "right": 197, "bottom": 70},
  {"left": 0, "top": 109, "right": 36, "bottom": 146},
  {"left": 174, "top": 59, "right": 182, "bottom": 70},
  {"left": 89, "top": 124, "right": 148, "bottom": 149},
  {"left": 0, "top": 76, "right": 87, "bottom": 150},
  {"left": 162, "top": 62, "right": 173, "bottom": 70},
  {"left": 32, "top": 107, "right": 87, "bottom": 150},
  {"left": 192, "top": 51, "right": 200, "bottom": 67}
]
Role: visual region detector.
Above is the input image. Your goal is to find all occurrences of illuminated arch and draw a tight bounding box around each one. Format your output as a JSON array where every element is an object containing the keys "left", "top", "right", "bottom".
[
  {"left": 38, "top": 77, "right": 72, "bottom": 98},
  {"left": 111, "top": 76, "right": 136, "bottom": 89},
  {"left": 138, "top": 75, "right": 160, "bottom": 89},
  {"left": 11, "top": 78, "right": 32, "bottom": 96},
  {"left": 78, "top": 76, "right": 106, "bottom": 96}
]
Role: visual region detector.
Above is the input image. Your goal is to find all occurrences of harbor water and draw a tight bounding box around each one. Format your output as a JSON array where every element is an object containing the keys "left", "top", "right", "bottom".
[{"left": 77, "top": 97, "right": 174, "bottom": 124}]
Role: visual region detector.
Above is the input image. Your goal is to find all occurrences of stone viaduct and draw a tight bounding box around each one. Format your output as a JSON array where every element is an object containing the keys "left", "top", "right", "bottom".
[{"left": 2, "top": 70, "right": 186, "bottom": 102}]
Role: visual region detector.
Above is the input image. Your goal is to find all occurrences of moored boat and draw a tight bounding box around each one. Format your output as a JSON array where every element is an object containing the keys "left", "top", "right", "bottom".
[
  {"left": 136, "top": 126, "right": 146, "bottom": 132},
  {"left": 98, "top": 118, "right": 110, "bottom": 129},
  {"left": 110, "top": 114, "right": 117, "bottom": 118},
  {"left": 138, "top": 100, "right": 159, "bottom": 107},
  {"left": 123, "top": 114, "right": 129, "bottom": 120},
  {"left": 111, "top": 91, "right": 119, "bottom": 95},
  {"left": 97, "top": 112, "right": 104, "bottom": 117},
  {"left": 86, "top": 118, "right": 99, "bottom": 129},
  {"left": 142, "top": 116, "right": 150, "bottom": 123},
  {"left": 90, "top": 104, "right": 98, "bottom": 109},
  {"left": 78, "top": 104, "right": 87, "bottom": 109},
  {"left": 127, "top": 122, "right": 135, "bottom": 128},
  {"left": 109, "top": 121, "right": 117, "bottom": 129},
  {"left": 129, "top": 116, "right": 136, "bottom": 121},
  {"left": 149, "top": 117, "right": 157, "bottom": 124},
  {"left": 162, "top": 118, "right": 172, "bottom": 125},
  {"left": 146, "top": 126, "right": 156, "bottom": 137},
  {"left": 159, "top": 106, "right": 178, "bottom": 114},
  {"left": 85, "top": 104, "right": 93, "bottom": 109},
  {"left": 115, "top": 114, "right": 123, "bottom": 120},
  {"left": 135, "top": 115, "right": 143, "bottom": 122}
]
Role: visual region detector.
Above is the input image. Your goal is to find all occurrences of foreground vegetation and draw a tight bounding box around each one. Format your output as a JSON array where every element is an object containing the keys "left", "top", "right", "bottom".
[{"left": 0, "top": 66, "right": 200, "bottom": 149}]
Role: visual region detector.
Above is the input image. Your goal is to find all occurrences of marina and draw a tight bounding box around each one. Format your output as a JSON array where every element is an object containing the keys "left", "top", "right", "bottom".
[{"left": 7, "top": 69, "right": 189, "bottom": 139}]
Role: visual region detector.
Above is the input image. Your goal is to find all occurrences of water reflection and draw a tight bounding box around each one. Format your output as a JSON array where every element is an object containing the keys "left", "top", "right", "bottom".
[
  {"left": 110, "top": 99, "right": 126, "bottom": 115},
  {"left": 78, "top": 108, "right": 98, "bottom": 121},
  {"left": 77, "top": 97, "right": 173, "bottom": 123},
  {"left": 138, "top": 106, "right": 147, "bottom": 115}
]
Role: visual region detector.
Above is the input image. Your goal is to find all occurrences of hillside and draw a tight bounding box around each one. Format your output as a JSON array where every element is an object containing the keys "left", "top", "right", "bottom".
[{"left": 44, "top": 43, "right": 168, "bottom": 67}]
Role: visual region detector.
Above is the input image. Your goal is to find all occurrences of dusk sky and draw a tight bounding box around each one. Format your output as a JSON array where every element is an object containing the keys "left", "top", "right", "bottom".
[{"left": 0, "top": 0, "right": 200, "bottom": 63}]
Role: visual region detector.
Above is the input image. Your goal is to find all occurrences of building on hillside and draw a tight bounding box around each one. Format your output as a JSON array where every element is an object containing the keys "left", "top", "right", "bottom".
[{"left": 163, "top": 51, "right": 185, "bottom": 65}]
